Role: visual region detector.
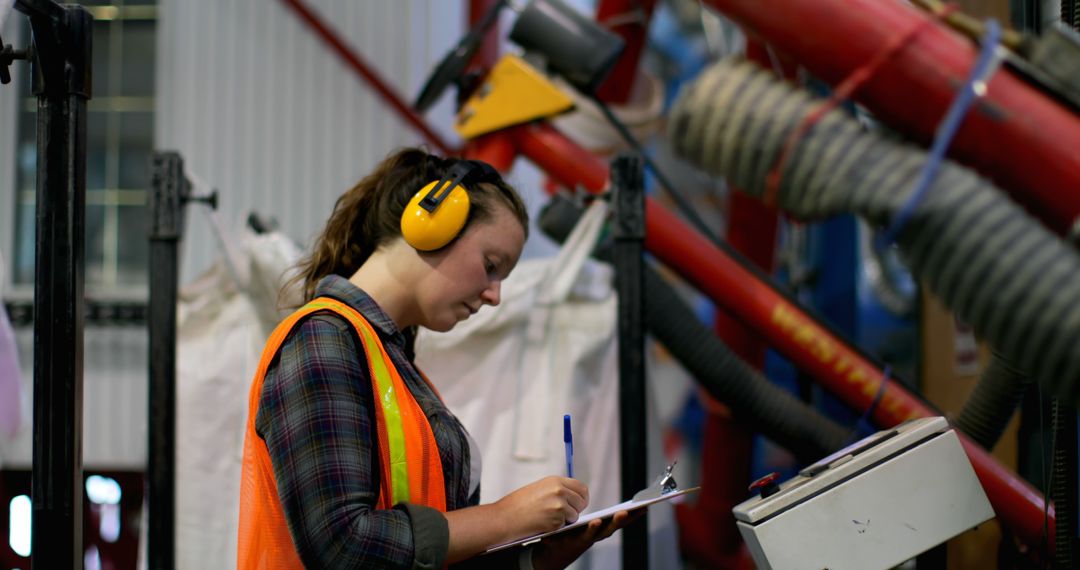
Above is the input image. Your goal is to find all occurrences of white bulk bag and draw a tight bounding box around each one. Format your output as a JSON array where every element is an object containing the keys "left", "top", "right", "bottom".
[
  {"left": 416, "top": 201, "right": 678, "bottom": 569},
  {"left": 148, "top": 229, "right": 299, "bottom": 570}
]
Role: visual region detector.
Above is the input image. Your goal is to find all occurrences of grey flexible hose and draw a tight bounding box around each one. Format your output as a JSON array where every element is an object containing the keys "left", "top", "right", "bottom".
[
  {"left": 668, "top": 57, "right": 1080, "bottom": 406},
  {"left": 640, "top": 264, "right": 851, "bottom": 460},
  {"left": 955, "top": 351, "right": 1033, "bottom": 449},
  {"left": 539, "top": 198, "right": 850, "bottom": 461}
]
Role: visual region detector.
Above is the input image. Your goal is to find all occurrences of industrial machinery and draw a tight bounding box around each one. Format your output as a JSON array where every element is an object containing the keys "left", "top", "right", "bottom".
[
  {"left": 280, "top": 0, "right": 1078, "bottom": 565},
  {"left": 733, "top": 416, "right": 994, "bottom": 569}
]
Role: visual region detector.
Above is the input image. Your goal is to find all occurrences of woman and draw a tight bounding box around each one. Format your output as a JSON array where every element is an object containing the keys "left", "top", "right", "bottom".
[{"left": 238, "top": 148, "right": 631, "bottom": 569}]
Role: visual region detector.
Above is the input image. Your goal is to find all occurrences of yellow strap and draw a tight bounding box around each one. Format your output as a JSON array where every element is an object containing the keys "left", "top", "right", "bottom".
[{"left": 304, "top": 299, "right": 411, "bottom": 505}]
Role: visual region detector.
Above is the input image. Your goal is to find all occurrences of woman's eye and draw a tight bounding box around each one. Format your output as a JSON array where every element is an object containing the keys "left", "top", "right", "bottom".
[{"left": 484, "top": 260, "right": 496, "bottom": 273}]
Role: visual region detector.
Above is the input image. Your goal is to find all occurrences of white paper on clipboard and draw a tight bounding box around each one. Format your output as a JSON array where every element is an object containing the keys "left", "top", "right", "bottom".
[{"left": 484, "top": 486, "right": 700, "bottom": 554}]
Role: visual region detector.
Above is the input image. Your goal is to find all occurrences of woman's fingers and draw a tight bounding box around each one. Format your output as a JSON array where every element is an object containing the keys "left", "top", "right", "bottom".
[
  {"left": 578, "top": 519, "right": 603, "bottom": 542},
  {"left": 575, "top": 479, "right": 590, "bottom": 507},
  {"left": 596, "top": 511, "right": 632, "bottom": 540},
  {"left": 574, "top": 510, "right": 635, "bottom": 544},
  {"left": 595, "top": 510, "right": 642, "bottom": 541},
  {"left": 562, "top": 488, "right": 587, "bottom": 515},
  {"left": 595, "top": 517, "right": 619, "bottom": 540},
  {"left": 562, "top": 501, "right": 580, "bottom": 524},
  {"left": 561, "top": 478, "right": 589, "bottom": 512},
  {"left": 531, "top": 509, "right": 643, "bottom": 569},
  {"left": 549, "top": 477, "right": 587, "bottom": 525},
  {"left": 587, "top": 512, "right": 622, "bottom": 542}
]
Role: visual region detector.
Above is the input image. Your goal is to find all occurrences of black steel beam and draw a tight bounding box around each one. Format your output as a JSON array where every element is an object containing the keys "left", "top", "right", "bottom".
[
  {"left": 16, "top": 2, "right": 92, "bottom": 568},
  {"left": 1009, "top": 0, "right": 1043, "bottom": 33},
  {"left": 148, "top": 152, "right": 189, "bottom": 570},
  {"left": 3, "top": 299, "right": 148, "bottom": 327},
  {"left": 612, "top": 154, "right": 647, "bottom": 570},
  {"left": 14, "top": 0, "right": 66, "bottom": 23},
  {"left": 1052, "top": 400, "right": 1078, "bottom": 567}
]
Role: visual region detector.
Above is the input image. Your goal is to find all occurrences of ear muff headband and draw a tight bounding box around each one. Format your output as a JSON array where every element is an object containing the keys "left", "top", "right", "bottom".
[{"left": 400, "top": 161, "right": 499, "bottom": 251}]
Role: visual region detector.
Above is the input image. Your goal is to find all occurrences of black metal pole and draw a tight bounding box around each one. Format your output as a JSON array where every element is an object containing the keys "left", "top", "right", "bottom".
[
  {"left": 1009, "top": 0, "right": 1043, "bottom": 33},
  {"left": 1051, "top": 399, "right": 1078, "bottom": 568},
  {"left": 612, "top": 154, "right": 647, "bottom": 570},
  {"left": 148, "top": 152, "right": 188, "bottom": 570},
  {"left": 17, "top": 1, "right": 92, "bottom": 568}
]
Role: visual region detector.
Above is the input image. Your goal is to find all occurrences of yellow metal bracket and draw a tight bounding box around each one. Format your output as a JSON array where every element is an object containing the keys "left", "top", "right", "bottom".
[{"left": 454, "top": 54, "right": 575, "bottom": 140}]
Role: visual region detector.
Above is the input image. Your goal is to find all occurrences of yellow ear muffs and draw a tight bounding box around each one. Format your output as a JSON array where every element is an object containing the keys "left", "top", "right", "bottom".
[{"left": 401, "top": 180, "right": 471, "bottom": 251}]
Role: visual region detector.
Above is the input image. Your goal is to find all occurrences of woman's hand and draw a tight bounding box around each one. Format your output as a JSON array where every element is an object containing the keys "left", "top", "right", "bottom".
[
  {"left": 445, "top": 477, "right": 588, "bottom": 563},
  {"left": 529, "top": 509, "right": 642, "bottom": 570},
  {"left": 494, "top": 476, "right": 590, "bottom": 539}
]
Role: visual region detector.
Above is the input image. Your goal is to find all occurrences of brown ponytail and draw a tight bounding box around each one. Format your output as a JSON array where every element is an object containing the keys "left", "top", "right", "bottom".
[{"left": 285, "top": 147, "right": 529, "bottom": 308}]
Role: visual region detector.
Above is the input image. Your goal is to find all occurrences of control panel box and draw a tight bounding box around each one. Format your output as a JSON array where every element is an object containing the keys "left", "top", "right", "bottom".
[{"left": 733, "top": 416, "right": 994, "bottom": 570}]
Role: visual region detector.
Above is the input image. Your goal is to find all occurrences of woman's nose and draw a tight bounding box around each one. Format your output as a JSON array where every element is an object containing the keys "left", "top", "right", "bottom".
[{"left": 480, "top": 281, "right": 501, "bottom": 306}]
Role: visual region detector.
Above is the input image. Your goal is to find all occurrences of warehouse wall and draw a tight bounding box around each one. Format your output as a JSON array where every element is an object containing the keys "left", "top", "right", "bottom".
[
  {"left": 156, "top": 0, "right": 467, "bottom": 284},
  {"left": 0, "top": 0, "right": 477, "bottom": 468}
]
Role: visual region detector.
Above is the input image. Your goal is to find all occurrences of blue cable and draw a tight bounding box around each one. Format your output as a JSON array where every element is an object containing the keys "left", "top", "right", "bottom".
[
  {"left": 877, "top": 19, "right": 1003, "bottom": 249},
  {"left": 849, "top": 365, "right": 891, "bottom": 444}
]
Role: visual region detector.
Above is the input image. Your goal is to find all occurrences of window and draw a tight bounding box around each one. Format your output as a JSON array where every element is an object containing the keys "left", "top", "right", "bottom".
[
  {"left": 12, "top": 0, "right": 157, "bottom": 295},
  {"left": 7, "top": 494, "right": 29, "bottom": 558},
  {"left": 0, "top": 469, "right": 143, "bottom": 567}
]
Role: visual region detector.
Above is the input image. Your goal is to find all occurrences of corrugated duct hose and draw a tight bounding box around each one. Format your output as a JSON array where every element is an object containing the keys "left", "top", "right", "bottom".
[
  {"left": 538, "top": 197, "right": 850, "bottom": 462},
  {"left": 668, "top": 57, "right": 1080, "bottom": 409},
  {"left": 1065, "top": 0, "right": 1080, "bottom": 30},
  {"left": 955, "top": 351, "right": 1032, "bottom": 449}
]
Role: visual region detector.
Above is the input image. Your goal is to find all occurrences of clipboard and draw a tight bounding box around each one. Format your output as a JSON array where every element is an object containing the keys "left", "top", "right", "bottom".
[{"left": 484, "top": 461, "right": 700, "bottom": 554}]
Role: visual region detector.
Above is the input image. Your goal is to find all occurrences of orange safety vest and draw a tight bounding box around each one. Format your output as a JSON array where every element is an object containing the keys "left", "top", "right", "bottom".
[{"left": 237, "top": 297, "right": 447, "bottom": 569}]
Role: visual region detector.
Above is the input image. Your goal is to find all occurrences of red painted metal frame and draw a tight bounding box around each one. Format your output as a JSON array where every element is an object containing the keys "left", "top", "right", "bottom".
[
  {"left": 594, "top": 0, "right": 659, "bottom": 103},
  {"left": 469, "top": 0, "right": 501, "bottom": 69},
  {"left": 283, "top": 0, "right": 1056, "bottom": 552},
  {"left": 704, "top": 0, "right": 1080, "bottom": 237},
  {"left": 280, "top": 0, "right": 458, "bottom": 156},
  {"left": 487, "top": 121, "right": 1054, "bottom": 550}
]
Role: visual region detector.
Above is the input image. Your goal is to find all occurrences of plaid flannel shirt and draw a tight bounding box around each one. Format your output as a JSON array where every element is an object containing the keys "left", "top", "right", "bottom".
[{"left": 256, "top": 275, "right": 478, "bottom": 569}]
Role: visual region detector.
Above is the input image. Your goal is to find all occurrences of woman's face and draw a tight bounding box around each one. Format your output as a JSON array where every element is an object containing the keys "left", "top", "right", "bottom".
[{"left": 416, "top": 204, "right": 525, "bottom": 332}]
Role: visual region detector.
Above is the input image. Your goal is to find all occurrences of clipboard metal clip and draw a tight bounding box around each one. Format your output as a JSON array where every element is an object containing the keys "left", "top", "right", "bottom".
[{"left": 632, "top": 460, "right": 679, "bottom": 501}]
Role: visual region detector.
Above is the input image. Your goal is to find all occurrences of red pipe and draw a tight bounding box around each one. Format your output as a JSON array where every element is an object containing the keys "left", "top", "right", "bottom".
[
  {"left": 469, "top": 0, "right": 501, "bottom": 69},
  {"left": 645, "top": 197, "right": 1054, "bottom": 549},
  {"left": 280, "top": 0, "right": 459, "bottom": 156},
  {"left": 464, "top": 132, "right": 517, "bottom": 171},
  {"left": 594, "top": 0, "right": 658, "bottom": 103},
  {"left": 704, "top": 0, "right": 1080, "bottom": 236},
  {"left": 500, "top": 121, "right": 1054, "bottom": 550}
]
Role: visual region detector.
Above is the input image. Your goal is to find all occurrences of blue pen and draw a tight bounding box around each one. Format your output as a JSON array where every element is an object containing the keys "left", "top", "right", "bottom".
[{"left": 563, "top": 414, "right": 574, "bottom": 478}]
